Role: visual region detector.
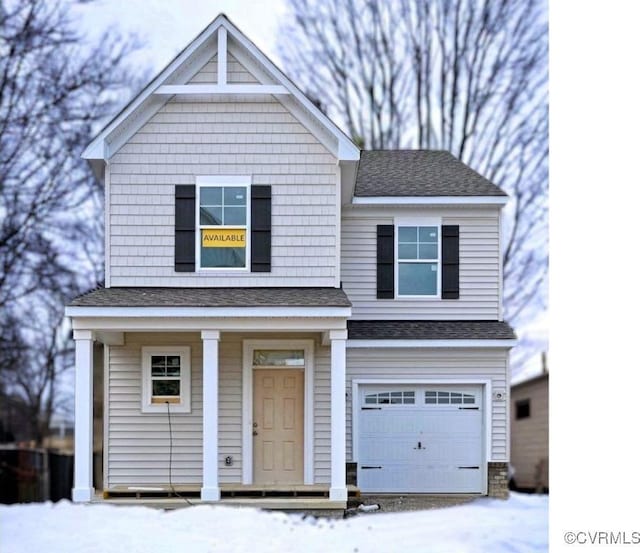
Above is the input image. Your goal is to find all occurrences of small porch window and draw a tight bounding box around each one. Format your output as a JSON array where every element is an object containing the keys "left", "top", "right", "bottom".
[{"left": 141, "top": 346, "right": 191, "bottom": 413}]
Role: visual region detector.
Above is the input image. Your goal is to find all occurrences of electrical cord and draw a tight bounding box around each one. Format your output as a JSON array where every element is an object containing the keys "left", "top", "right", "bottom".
[{"left": 166, "top": 401, "right": 193, "bottom": 506}]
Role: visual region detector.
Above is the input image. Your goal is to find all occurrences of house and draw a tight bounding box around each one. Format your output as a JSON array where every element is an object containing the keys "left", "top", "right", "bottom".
[
  {"left": 65, "top": 14, "right": 516, "bottom": 508},
  {"left": 510, "top": 358, "right": 548, "bottom": 492}
]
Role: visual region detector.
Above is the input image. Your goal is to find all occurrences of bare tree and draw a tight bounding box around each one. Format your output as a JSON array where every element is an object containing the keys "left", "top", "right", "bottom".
[
  {"left": 0, "top": 0, "right": 139, "bottom": 442},
  {"left": 279, "top": 0, "right": 548, "bottom": 345}
]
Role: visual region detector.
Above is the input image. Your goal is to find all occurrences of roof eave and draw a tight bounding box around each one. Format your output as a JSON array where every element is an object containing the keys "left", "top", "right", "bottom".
[{"left": 351, "top": 196, "right": 509, "bottom": 206}]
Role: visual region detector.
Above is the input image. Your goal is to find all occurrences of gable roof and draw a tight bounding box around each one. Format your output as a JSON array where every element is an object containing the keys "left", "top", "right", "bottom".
[
  {"left": 354, "top": 150, "right": 507, "bottom": 197},
  {"left": 82, "top": 14, "right": 360, "bottom": 163}
]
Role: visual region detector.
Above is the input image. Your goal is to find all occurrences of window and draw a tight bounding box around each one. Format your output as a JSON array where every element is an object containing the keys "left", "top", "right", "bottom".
[
  {"left": 516, "top": 399, "right": 530, "bottom": 419},
  {"left": 365, "top": 391, "right": 415, "bottom": 405},
  {"left": 197, "top": 178, "right": 250, "bottom": 270},
  {"left": 253, "top": 350, "right": 305, "bottom": 367},
  {"left": 397, "top": 224, "right": 440, "bottom": 296},
  {"left": 141, "top": 347, "right": 191, "bottom": 413},
  {"left": 425, "top": 390, "right": 475, "bottom": 405}
]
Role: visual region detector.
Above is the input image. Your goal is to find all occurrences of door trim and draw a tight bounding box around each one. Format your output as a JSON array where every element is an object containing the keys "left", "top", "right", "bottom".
[
  {"left": 352, "top": 378, "right": 491, "bottom": 495},
  {"left": 242, "top": 339, "right": 315, "bottom": 485}
]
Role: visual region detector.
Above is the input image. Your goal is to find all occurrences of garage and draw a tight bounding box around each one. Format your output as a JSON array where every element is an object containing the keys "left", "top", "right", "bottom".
[{"left": 357, "top": 384, "right": 485, "bottom": 493}]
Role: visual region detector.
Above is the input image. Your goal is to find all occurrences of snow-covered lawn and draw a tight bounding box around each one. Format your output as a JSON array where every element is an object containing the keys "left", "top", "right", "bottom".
[{"left": 1, "top": 492, "right": 547, "bottom": 553}]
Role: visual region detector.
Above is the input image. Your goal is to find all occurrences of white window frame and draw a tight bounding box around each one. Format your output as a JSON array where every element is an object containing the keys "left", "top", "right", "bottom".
[
  {"left": 195, "top": 175, "right": 252, "bottom": 272},
  {"left": 394, "top": 217, "right": 442, "bottom": 298},
  {"left": 141, "top": 346, "right": 191, "bottom": 413}
]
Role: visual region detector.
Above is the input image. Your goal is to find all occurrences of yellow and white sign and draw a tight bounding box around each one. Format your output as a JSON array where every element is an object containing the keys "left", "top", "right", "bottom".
[{"left": 202, "top": 228, "right": 246, "bottom": 248}]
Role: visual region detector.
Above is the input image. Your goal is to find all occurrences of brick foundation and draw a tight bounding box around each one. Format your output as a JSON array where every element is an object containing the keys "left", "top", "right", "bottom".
[{"left": 488, "top": 462, "right": 509, "bottom": 499}]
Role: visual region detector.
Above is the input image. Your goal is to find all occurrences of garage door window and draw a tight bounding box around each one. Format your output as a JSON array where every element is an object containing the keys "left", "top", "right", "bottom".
[
  {"left": 425, "top": 390, "right": 476, "bottom": 405},
  {"left": 365, "top": 391, "right": 415, "bottom": 405}
]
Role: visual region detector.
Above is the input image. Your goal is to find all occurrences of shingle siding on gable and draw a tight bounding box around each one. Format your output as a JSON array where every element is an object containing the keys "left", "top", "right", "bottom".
[
  {"left": 108, "top": 56, "right": 338, "bottom": 287},
  {"left": 341, "top": 207, "right": 501, "bottom": 319}
]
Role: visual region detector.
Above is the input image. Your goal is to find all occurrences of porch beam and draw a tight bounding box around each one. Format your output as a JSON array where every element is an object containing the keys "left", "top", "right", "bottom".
[
  {"left": 72, "top": 330, "right": 94, "bottom": 502},
  {"left": 201, "top": 330, "right": 221, "bottom": 501},
  {"left": 329, "top": 329, "right": 348, "bottom": 501}
]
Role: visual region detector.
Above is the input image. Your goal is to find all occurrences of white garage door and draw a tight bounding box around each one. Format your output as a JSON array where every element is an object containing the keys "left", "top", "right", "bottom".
[{"left": 357, "top": 384, "right": 484, "bottom": 493}]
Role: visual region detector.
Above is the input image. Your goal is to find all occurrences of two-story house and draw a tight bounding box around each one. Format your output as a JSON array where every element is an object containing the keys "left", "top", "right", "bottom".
[{"left": 65, "top": 14, "right": 516, "bottom": 509}]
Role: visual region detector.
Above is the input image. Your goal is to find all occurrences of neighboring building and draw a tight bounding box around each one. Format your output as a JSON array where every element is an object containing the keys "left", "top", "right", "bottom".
[
  {"left": 65, "top": 14, "right": 516, "bottom": 507},
  {"left": 510, "top": 362, "right": 548, "bottom": 492}
]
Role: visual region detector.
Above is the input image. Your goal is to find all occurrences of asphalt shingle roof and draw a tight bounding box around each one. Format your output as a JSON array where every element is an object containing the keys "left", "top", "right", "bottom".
[
  {"left": 347, "top": 320, "right": 516, "bottom": 341},
  {"left": 355, "top": 150, "right": 507, "bottom": 197},
  {"left": 69, "top": 287, "right": 352, "bottom": 308}
]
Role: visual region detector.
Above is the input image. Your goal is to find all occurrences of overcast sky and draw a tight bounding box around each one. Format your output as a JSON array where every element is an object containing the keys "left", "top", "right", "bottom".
[{"left": 74, "top": 0, "right": 287, "bottom": 73}]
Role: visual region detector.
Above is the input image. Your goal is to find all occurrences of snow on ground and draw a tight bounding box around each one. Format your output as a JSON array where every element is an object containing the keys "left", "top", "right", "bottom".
[{"left": 0, "top": 493, "right": 547, "bottom": 553}]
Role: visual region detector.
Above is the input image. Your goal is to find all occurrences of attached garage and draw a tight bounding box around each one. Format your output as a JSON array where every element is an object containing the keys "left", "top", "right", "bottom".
[{"left": 355, "top": 383, "right": 486, "bottom": 493}]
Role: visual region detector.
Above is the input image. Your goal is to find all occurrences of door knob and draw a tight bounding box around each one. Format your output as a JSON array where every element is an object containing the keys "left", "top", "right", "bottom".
[
  {"left": 253, "top": 422, "right": 258, "bottom": 428},
  {"left": 253, "top": 430, "right": 258, "bottom": 436}
]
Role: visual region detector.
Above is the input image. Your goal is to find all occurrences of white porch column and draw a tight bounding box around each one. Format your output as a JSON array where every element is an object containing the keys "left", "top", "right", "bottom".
[
  {"left": 329, "top": 329, "right": 348, "bottom": 501},
  {"left": 72, "top": 330, "right": 94, "bottom": 502},
  {"left": 201, "top": 330, "right": 221, "bottom": 501}
]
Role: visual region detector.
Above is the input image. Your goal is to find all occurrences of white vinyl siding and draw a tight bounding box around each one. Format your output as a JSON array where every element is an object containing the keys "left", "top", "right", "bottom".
[
  {"left": 108, "top": 55, "right": 338, "bottom": 287},
  {"left": 345, "top": 347, "right": 509, "bottom": 461},
  {"left": 341, "top": 207, "right": 501, "bottom": 319},
  {"left": 105, "top": 332, "right": 330, "bottom": 488}
]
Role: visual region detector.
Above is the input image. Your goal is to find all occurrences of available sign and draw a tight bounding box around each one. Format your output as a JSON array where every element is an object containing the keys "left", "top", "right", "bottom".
[{"left": 202, "top": 228, "right": 246, "bottom": 248}]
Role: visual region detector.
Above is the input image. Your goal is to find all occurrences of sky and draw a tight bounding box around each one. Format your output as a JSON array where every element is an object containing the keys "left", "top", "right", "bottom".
[{"left": 73, "top": 0, "right": 287, "bottom": 73}]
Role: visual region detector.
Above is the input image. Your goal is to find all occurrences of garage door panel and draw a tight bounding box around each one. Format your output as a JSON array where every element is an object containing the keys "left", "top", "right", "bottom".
[{"left": 358, "top": 384, "right": 485, "bottom": 493}]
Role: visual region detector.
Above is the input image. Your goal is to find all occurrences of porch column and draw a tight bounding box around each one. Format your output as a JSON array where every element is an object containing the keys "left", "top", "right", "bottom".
[
  {"left": 329, "top": 329, "right": 348, "bottom": 501},
  {"left": 72, "top": 330, "right": 94, "bottom": 502},
  {"left": 201, "top": 330, "right": 221, "bottom": 501}
]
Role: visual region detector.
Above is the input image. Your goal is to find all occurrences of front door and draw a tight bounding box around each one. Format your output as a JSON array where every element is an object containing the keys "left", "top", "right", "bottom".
[{"left": 253, "top": 368, "right": 304, "bottom": 484}]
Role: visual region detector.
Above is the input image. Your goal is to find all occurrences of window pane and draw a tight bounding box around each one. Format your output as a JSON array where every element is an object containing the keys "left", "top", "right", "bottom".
[
  {"left": 200, "top": 206, "right": 223, "bottom": 225},
  {"left": 418, "top": 243, "right": 438, "bottom": 259},
  {"left": 398, "top": 226, "right": 418, "bottom": 242},
  {"left": 224, "top": 206, "right": 246, "bottom": 225},
  {"left": 398, "top": 263, "right": 437, "bottom": 295},
  {"left": 419, "top": 226, "right": 438, "bottom": 242},
  {"left": 463, "top": 396, "right": 475, "bottom": 404},
  {"left": 152, "top": 380, "right": 180, "bottom": 397},
  {"left": 201, "top": 246, "right": 245, "bottom": 268},
  {"left": 151, "top": 356, "right": 166, "bottom": 377},
  {"left": 398, "top": 243, "right": 418, "bottom": 260},
  {"left": 200, "top": 187, "right": 222, "bottom": 206},
  {"left": 253, "top": 350, "right": 304, "bottom": 367},
  {"left": 224, "top": 187, "right": 246, "bottom": 206}
]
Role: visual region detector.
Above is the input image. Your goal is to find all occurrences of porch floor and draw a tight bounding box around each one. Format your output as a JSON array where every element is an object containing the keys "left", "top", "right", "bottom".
[{"left": 94, "top": 484, "right": 358, "bottom": 511}]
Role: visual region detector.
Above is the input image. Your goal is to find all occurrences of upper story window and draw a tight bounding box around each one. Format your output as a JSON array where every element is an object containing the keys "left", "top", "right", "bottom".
[
  {"left": 397, "top": 222, "right": 440, "bottom": 296},
  {"left": 196, "top": 176, "right": 251, "bottom": 270}
]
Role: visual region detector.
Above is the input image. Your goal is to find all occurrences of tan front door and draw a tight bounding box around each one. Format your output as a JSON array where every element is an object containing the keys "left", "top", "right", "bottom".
[{"left": 253, "top": 369, "right": 304, "bottom": 484}]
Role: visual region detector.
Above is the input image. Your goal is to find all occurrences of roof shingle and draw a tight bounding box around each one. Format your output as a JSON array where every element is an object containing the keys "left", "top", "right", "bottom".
[
  {"left": 355, "top": 150, "right": 507, "bottom": 197},
  {"left": 69, "top": 287, "right": 352, "bottom": 308},
  {"left": 347, "top": 320, "right": 516, "bottom": 341}
]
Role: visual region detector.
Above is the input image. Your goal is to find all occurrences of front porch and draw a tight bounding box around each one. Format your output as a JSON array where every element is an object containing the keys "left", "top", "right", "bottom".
[{"left": 65, "top": 288, "right": 352, "bottom": 507}]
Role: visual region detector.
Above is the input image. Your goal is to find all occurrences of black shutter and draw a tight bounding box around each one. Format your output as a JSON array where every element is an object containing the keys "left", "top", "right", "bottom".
[
  {"left": 175, "top": 185, "right": 196, "bottom": 272},
  {"left": 251, "top": 185, "right": 271, "bottom": 272},
  {"left": 441, "top": 225, "right": 460, "bottom": 299},
  {"left": 376, "top": 225, "right": 394, "bottom": 299}
]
